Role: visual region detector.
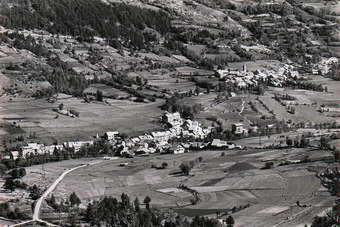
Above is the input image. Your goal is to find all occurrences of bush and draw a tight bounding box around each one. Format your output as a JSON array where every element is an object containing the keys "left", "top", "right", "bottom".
[
  {"left": 262, "top": 162, "right": 274, "bottom": 169},
  {"left": 179, "top": 162, "right": 192, "bottom": 176},
  {"left": 161, "top": 162, "right": 168, "bottom": 169}
]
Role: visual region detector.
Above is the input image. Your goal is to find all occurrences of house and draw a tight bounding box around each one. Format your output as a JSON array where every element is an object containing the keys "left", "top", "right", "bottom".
[
  {"left": 133, "top": 143, "right": 156, "bottom": 155},
  {"left": 44, "top": 145, "right": 63, "bottom": 154},
  {"left": 168, "top": 145, "right": 185, "bottom": 154},
  {"left": 210, "top": 139, "right": 235, "bottom": 149},
  {"left": 104, "top": 131, "right": 119, "bottom": 141},
  {"left": 63, "top": 141, "right": 94, "bottom": 152},
  {"left": 190, "top": 142, "right": 206, "bottom": 150},
  {"left": 232, "top": 123, "right": 247, "bottom": 135},
  {"left": 162, "top": 112, "right": 183, "bottom": 128},
  {"left": 10, "top": 151, "right": 19, "bottom": 160},
  {"left": 21, "top": 143, "right": 45, "bottom": 156},
  {"left": 151, "top": 131, "right": 171, "bottom": 142}
]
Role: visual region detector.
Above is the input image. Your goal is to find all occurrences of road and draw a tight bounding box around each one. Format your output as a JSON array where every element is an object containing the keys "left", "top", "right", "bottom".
[
  {"left": 11, "top": 160, "right": 103, "bottom": 227},
  {"left": 32, "top": 164, "right": 86, "bottom": 221}
]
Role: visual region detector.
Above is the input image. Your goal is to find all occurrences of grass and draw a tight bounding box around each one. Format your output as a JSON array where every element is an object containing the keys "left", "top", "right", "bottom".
[{"left": 2, "top": 96, "right": 163, "bottom": 144}]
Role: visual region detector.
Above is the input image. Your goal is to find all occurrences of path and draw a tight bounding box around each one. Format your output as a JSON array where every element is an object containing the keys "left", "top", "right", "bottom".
[{"left": 239, "top": 100, "right": 245, "bottom": 114}]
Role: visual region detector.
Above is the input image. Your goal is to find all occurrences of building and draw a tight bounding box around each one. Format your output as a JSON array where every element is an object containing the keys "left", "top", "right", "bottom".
[
  {"left": 10, "top": 151, "right": 19, "bottom": 160},
  {"left": 63, "top": 141, "right": 94, "bottom": 152},
  {"left": 168, "top": 145, "right": 185, "bottom": 154},
  {"left": 104, "top": 131, "right": 119, "bottom": 141},
  {"left": 44, "top": 145, "right": 64, "bottom": 154},
  {"left": 210, "top": 139, "right": 235, "bottom": 149},
  {"left": 162, "top": 112, "right": 183, "bottom": 128},
  {"left": 232, "top": 123, "right": 247, "bottom": 135},
  {"left": 21, "top": 143, "right": 45, "bottom": 157}
]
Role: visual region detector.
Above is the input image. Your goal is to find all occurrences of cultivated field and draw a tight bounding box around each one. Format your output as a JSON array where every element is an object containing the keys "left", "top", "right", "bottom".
[{"left": 35, "top": 148, "right": 337, "bottom": 227}]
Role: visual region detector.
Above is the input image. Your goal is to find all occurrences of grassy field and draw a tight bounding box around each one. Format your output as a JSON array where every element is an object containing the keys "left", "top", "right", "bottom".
[
  {"left": 2, "top": 96, "right": 163, "bottom": 144},
  {"left": 30, "top": 148, "right": 335, "bottom": 227}
]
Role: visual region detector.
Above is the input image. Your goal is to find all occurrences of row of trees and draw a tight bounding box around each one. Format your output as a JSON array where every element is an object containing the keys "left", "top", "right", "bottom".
[{"left": 83, "top": 193, "right": 233, "bottom": 227}]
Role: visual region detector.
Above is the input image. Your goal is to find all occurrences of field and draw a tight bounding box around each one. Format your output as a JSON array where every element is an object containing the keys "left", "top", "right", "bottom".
[
  {"left": 1, "top": 95, "right": 163, "bottom": 144},
  {"left": 27, "top": 148, "right": 335, "bottom": 227},
  {"left": 138, "top": 70, "right": 197, "bottom": 93},
  {"left": 303, "top": 1, "right": 340, "bottom": 14},
  {"left": 260, "top": 78, "right": 340, "bottom": 124}
]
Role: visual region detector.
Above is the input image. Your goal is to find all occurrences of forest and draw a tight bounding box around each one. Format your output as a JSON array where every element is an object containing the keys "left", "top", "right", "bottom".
[{"left": 1, "top": 0, "right": 172, "bottom": 49}]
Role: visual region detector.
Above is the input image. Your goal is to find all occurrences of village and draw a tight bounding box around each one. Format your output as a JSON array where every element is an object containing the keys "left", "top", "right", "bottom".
[
  {"left": 4, "top": 111, "right": 245, "bottom": 161},
  {"left": 0, "top": 0, "right": 339, "bottom": 226}
]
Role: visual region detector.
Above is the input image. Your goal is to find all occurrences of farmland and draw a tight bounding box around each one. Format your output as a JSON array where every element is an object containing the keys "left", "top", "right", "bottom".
[{"left": 29, "top": 148, "right": 334, "bottom": 227}]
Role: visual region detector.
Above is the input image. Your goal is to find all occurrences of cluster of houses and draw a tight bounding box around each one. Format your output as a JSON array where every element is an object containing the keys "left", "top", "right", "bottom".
[
  {"left": 312, "top": 57, "right": 338, "bottom": 76},
  {"left": 217, "top": 63, "right": 301, "bottom": 88},
  {"left": 5, "top": 141, "right": 94, "bottom": 160},
  {"left": 6, "top": 112, "right": 244, "bottom": 160},
  {"left": 104, "top": 112, "right": 215, "bottom": 157}
]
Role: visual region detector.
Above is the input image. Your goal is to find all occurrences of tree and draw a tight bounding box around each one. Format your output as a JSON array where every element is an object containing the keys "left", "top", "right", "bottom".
[
  {"left": 96, "top": 90, "right": 103, "bottom": 102},
  {"left": 134, "top": 198, "right": 140, "bottom": 212},
  {"left": 9, "top": 168, "right": 26, "bottom": 179},
  {"left": 69, "top": 192, "right": 81, "bottom": 207},
  {"left": 300, "top": 135, "right": 309, "bottom": 148},
  {"left": 48, "top": 194, "right": 57, "bottom": 209},
  {"left": 179, "top": 162, "right": 192, "bottom": 176},
  {"left": 161, "top": 162, "right": 168, "bottom": 169},
  {"left": 85, "top": 202, "right": 96, "bottom": 225},
  {"left": 0, "top": 164, "right": 7, "bottom": 177},
  {"left": 4, "top": 178, "right": 15, "bottom": 191},
  {"left": 58, "top": 103, "right": 64, "bottom": 111},
  {"left": 320, "top": 136, "right": 330, "bottom": 149},
  {"left": 286, "top": 137, "right": 293, "bottom": 147},
  {"left": 143, "top": 196, "right": 151, "bottom": 210},
  {"left": 262, "top": 162, "right": 274, "bottom": 169},
  {"left": 18, "top": 168, "right": 26, "bottom": 178},
  {"left": 29, "top": 185, "right": 40, "bottom": 200},
  {"left": 226, "top": 216, "right": 235, "bottom": 227}
]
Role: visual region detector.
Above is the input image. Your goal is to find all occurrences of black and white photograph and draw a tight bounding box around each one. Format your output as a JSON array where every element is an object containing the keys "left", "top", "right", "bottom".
[{"left": 0, "top": 0, "right": 339, "bottom": 226}]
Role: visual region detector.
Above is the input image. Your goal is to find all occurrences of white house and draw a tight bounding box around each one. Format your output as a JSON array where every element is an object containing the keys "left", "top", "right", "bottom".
[
  {"left": 232, "top": 123, "right": 247, "bottom": 135},
  {"left": 21, "top": 143, "right": 45, "bottom": 156},
  {"left": 211, "top": 139, "right": 235, "bottom": 149},
  {"left": 10, "top": 151, "right": 20, "bottom": 160},
  {"left": 167, "top": 145, "right": 185, "bottom": 154},
  {"left": 163, "top": 112, "right": 183, "bottom": 127},
  {"left": 104, "top": 131, "right": 119, "bottom": 141},
  {"left": 63, "top": 141, "right": 94, "bottom": 152},
  {"left": 44, "top": 145, "right": 64, "bottom": 154}
]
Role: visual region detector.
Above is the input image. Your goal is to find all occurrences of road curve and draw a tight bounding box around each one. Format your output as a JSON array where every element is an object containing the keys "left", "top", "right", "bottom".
[
  {"left": 11, "top": 160, "right": 104, "bottom": 227},
  {"left": 33, "top": 164, "right": 86, "bottom": 221}
]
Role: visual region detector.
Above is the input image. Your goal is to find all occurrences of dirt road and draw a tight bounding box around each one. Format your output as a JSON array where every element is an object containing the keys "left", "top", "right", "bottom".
[{"left": 11, "top": 160, "right": 103, "bottom": 227}]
